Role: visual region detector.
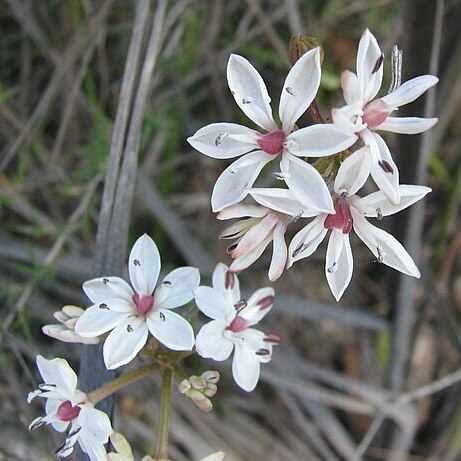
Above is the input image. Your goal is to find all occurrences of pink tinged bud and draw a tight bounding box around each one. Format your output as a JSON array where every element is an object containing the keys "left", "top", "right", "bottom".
[
  {"left": 362, "top": 99, "right": 391, "bottom": 129},
  {"left": 132, "top": 294, "right": 155, "bottom": 316},
  {"left": 257, "top": 295, "right": 274, "bottom": 310},
  {"left": 227, "top": 315, "right": 248, "bottom": 333},
  {"left": 57, "top": 401, "right": 81, "bottom": 422},
  {"left": 324, "top": 197, "right": 353, "bottom": 234},
  {"left": 264, "top": 332, "right": 283, "bottom": 344},
  {"left": 257, "top": 130, "right": 286, "bottom": 155}
]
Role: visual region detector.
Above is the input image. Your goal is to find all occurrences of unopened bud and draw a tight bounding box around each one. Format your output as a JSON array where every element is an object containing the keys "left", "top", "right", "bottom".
[
  {"left": 186, "top": 389, "right": 213, "bottom": 412},
  {"left": 202, "top": 370, "right": 220, "bottom": 384},
  {"left": 190, "top": 375, "right": 206, "bottom": 391},
  {"left": 288, "top": 36, "right": 324, "bottom": 66},
  {"left": 178, "top": 379, "right": 191, "bottom": 394}
]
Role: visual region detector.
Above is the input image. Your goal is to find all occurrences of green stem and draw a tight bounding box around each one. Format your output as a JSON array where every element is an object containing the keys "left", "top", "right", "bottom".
[
  {"left": 87, "top": 363, "right": 158, "bottom": 404},
  {"left": 154, "top": 367, "right": 173, "bottom": 460}
]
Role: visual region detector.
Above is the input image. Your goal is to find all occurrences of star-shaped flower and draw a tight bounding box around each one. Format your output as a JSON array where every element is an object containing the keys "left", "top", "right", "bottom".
[
  {"left": 194, "top": 263, "right": 281, "bottom": 392},
  {"left": 188, "top": 49, "right": 356, "bottom": 212},
  {"left": 282, "top": 148, "right": 431, "bottom": 300},
  {"left": 332, "top": 29, "right": 438, "bottom": 204},
  {"left": 28, "top": 355, "right": 112, "bottom": 461},
  {"left": 75, "top": 234, "right": 199, "bottom": 369}
]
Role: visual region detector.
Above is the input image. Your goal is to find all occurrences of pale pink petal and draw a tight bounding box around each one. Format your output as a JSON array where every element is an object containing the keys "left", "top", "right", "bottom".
[
  {"left": 288, "top": 215, "right": 328, "bottom": 266},
  {"left": 355, "top": 185, "right": 431, "bottom": 217},
  {"left": 232, "top": 341, "right": 261, "bottom": 392},
  {"left": 75, "top": 304, "right": 131, "bottom": 338},
  {"left": 83, "top": 277, "right": 133, "bottom": 304},
  {"left": 375, "top": 116, "right": 438, "bottom": 134},
  {"left": 36, "top": 356, "right": 77, "bottom": 399},
  {"left": 268, "top": 222, "right": 288, "bottom": 281},
  {"left": 365, "top": 131, "right": 400, "bottom": 205},
  {"left": 211, "top": 151, "right": 273, "bottom": 212},
  {"left": 154, "top": 267, "right": 200, "bottom": 310},
  {"left": 285, "top": 123, "right": 357, "bottom": 157},
  {"left": 356, "top": 29, "right": 383, "bottom": 104},
  {"left": 42, "top": 324, "right": 99, "bottom": 344},
  {"left": 229, "top": 234, "right": 272, "bottom": 272},
  {"left": 195, "top": 286, "right": 234, "bottom": 321},
  {"left": 279, "top": 47, "right": 321, "bottom": 133},
  {"left": 217, "top": 203, "right": 268, "bottom": 220},
  {"left": 227, "top": 54, "right": 277, "bottom": 132},
  {"left": 211, "top": 262, "right": 241, "bottom": 305},
  {"left": 128, "top": 234, "right": 160, "bottom": 296},
  {"left": 281, "top": 153, "right": 334, "bottom": 213},
  {"left": 331, "top": 105, "right": 365, "bottom": 135},
  {"left": 195, "top": 320, "right": 233, "bottom": 361},
  {"left": 219, "top": 218, "right": 258, "bottom": 240},
  {"left": 146, "top": 309, "right": 194, "bottom": 351},
  {"left": 334, "top": 145, "right": 372, "bottom": 195},
  {"left": 249, "top": 187, "right": 313, "bottom": 217},
  {"left": 103, "top": 317, "right": 148, "bottom": 369},
  {"left": 325, "top": 230, "right": 353, "bottom": 301},
  {"left": 341, "top": 70, "right": 363, "bottom": 106},
  {"left": 187, "top": 122, "right": 259, "bottom": 159},
  {"left": 242, "top": 287, "right": 275, "bottom": 324},
  {"left": 380, "top": 75, "right": 439, "bottom": 108},
  {"left": 352, "top": 209, "right": 420, "bottom": 277}
]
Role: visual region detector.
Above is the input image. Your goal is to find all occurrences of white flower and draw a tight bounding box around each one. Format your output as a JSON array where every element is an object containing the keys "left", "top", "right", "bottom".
[
  {"left": 332, "top": 29, "right": 438, "bottom": 204},
  {"left": 188, "top": 50, "right": 356, "bottom": 212},
  {"left": 195, "top": 263, "right": 281, "bottom": 392},
  {"left": 279, "top": 149, "right": 431, "bottom": 301},
  {"left": 28, "top": 355, "right": 112, "bottom": 461},
  {"left": 75, "top": 234, "right": 199, "bottom": 369},
  {"left": 42, "top": 305, "right": 99, "bottom": 345}
]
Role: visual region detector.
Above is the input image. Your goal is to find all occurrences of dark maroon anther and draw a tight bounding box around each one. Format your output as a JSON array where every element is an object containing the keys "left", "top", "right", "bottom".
[
  {"left": 226, "top": 243, "right": 238, "bottom": 254},
  {"left": 56, "top": 401, "right": 81, "bottom": 422},
  {"left": 264, "top": 332, "right": 283, "bottom": 344},
  {"left": 225, "top": 271, "right": 235, "bottom": 289},
  {"left": 255, "top": 348, "right": 270, "bottom": 357},
  {"left": 234, "top": 299, "right": 247, "bottom": 311},
  {"left": 257, "top": 295, "right": 274, "bottom": 309},
  {"left": 372, "top": 54, "right": 384, "bottom": 74},
  {"left": 99, "top": 303, "right": 109, "bottom": 310},
  {"left": 378, "top": 160, "right": 394, "bottom": 174}
]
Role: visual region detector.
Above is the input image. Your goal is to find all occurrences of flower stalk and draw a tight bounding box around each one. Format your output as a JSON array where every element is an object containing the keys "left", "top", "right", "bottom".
[{"left": 154, "top": 367, "right": 173, "bottom": 460}]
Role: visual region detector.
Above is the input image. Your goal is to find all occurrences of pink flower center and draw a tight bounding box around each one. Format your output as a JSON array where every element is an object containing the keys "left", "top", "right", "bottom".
[
  {"left": 324, "top": 195, "right": 353, "bottom": 234},
  {"left": 132, "top": 293, "right": 155, "bottom": 316},
  {"left": 257, "top": 130, "right": 286, "bottom": 155},
  {"left": 57, "top": 401, "right": 81, "bottom": 422},
  {"left": 362, "top": 99, "right": 391, "bottom": 129},
  {"left": 228, "top": 315, "right": 248, "bottom": 333}
]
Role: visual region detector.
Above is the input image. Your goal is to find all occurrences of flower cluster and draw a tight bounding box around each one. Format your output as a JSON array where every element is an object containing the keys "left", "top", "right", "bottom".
[
  {"left": 188, "top": 29, "right": 437, "bottom": 300},
  {"left": 31, "top": 235, "right": 279, "bottom": 459}
]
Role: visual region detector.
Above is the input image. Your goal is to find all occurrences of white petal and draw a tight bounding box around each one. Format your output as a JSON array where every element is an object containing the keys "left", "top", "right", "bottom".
[
  {"left": 146, "top": 309, "right": 194, "bottom": 351},
  {"left": 78, "top": 405, "right": 112, "bottom": 442},
  {"left": 195, "top": 321, "right": 233, "bottom": 361},
  {"left": 287, "top": 215, "right": 328, "bottom": 266},
  {"left": 42, "top": 324, "right": 100, "bottom": 345},
  {"left": 279, "top": 47, "right": 321, "bottom": 133},
  {"left": 154, "top": 267, "right": 200, "bottom": 309},
  {"left": 331, "top": 105, "right": 365, "bottom": 136},
  {"left": 325, "top": 231, "right": 353, "bottom": 301},
  {"left": 356, "top": 29, "right": 383, "bottom": 104},
  {"left": 75, "top": 304, "right": 130, "bottom": 338},
  {"left": 341, "top": 70, "right": 363, "bottom": 106},
  {"left": 187, "top": 122, "right": 259, "bottom": 159},
  {"left": 286, "top": 124, "right": 357, "bottom": 157},
  {"left": 103, "top": 317, "right": 148, "bottom": 369},
  {"left": 232, "top": 213, "right": 278, "bottom": 257},
  {"left": 281, "top": 153, "right": 334, "bottom": 213},
  {"left": 268, "top": 223, "right": 288, "bottom": 281},
  {"left": 352, "top": 209, "right": 420, "bottom": 277},
  {"left": 375, "top": 116, "right": 438, "bottom": 134},
  {"left": 227, "top": 54, "right": 277, "bottom": 132},
  {"left": 211, "top": 151, "right": 273, "bottom": 212},
  {"left": 83, "top": 277, "right": 133, "bottom": 304},
  {"left": 36, "top": 356, "right": 77, "bottom": 400},
  {"left": 365, "top": 131, "right": 400, "bottom": 205},
  {"left": 128, "top": 234, "right": 160, "bottom": 296},
  {"left": 334, "top": 146, "right": 372, "bottom": 195},
  {"left": 380, "top": 75, "right": 439, "bottom": 108},
  {"left": 217, "top": 203, "right": 268, "bottom": 219},
  {"left": 241, "top": 287, "right": 275, "bottom": 324},
  {"left": 212, "top": 262, "right": 241, "bottom": 305},
  {"left": 232, "top": 340, "right": 261, "bottom": 392},
  {"left": 229, "top": 234, "right": 272, "bottom": 272},
  {"left": 195, "top": 286, "right": 234, "bottom": 321},
  {"left": 356, "top": 184, "right": 431, "bottom": 217},
  {"left": 249, "top": 187, "right": 313, "bottom": 217}
]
